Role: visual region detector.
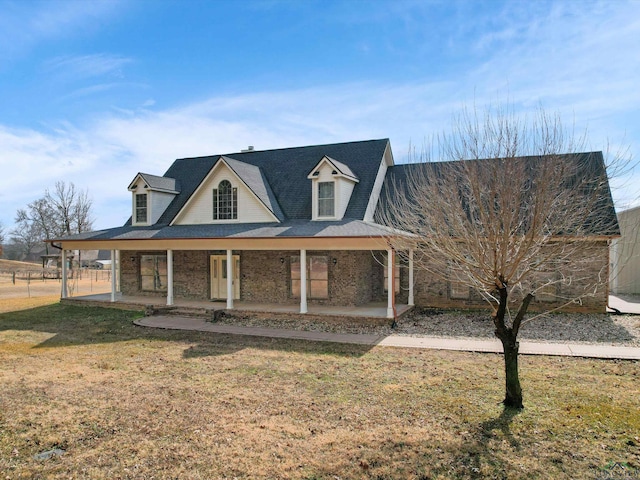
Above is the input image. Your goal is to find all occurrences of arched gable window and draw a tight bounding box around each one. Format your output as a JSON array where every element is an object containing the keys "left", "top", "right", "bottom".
[{"left": 213, "top": 180, "right": 238, "bottom": 220}]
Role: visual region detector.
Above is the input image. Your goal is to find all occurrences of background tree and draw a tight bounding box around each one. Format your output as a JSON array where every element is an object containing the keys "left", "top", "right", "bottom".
[
  {"left": 9, "top": 218, "right": 44, "bottom": 261},
  {"left": 12, "top": 181, "right": 94, "bottom": 262},
  {"left": 0, "top": 221, "right": 4, "bottom": 258},
  {"left": 378, "top": 106, "right": 620, "bottom": 408},
  {"left": 14, "top": 198, "right": 57, "bottom": 255},
  {"left": 45, "top": 181, "right": 94, "bottom": 236}
]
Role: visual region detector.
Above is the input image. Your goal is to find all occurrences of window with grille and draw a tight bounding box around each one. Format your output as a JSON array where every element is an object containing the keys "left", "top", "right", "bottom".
[
  {"left": 140, "top": 254, "right": 167, "bottom": 292},
  {"left": 135, "top": 193, "right": 148, "bottom": 223},
  {"left": 290, "top": 255, "right": 329, "bottom": 298},
  {"left": 318, "top": 181, "right": 335, "bottom": 217},
  {"left": 213, "top": 180, "right": 238, "bottom": 220},
  {"left": 450, "top": 281, "right": 470, "bottom": 299}
]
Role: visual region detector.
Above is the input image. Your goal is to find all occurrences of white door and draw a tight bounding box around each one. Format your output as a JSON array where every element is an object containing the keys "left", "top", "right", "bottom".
[{"left": 210, "top": 255, "right": 240, "bottom": 300}]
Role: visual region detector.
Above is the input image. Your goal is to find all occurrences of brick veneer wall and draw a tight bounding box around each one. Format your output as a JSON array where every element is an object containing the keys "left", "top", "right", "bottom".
[
  {"left": 120, "top": 249, "right": 391, "bottom": 306},
  {"left": 121, "top": 250, "right": 212, "bottom": 299},
  {"left": 120, "top": 241, "right": 608, "bottom": 313},
  {"left": 240, "top": 250, "right": 292, "bottom": 303},
  {"left": 411, "top": 240, "right": 611, "bottom": 313},
  {"left": 241, "top": 250, "right": 384, "bottom": 306},
  {"left": 173, "top": 251, "right": 210, "bottom": 299}
]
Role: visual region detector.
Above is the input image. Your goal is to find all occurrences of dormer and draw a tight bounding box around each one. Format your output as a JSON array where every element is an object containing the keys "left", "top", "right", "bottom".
[
  {"left": 171, "top": 156, "right": 283, "bottom": 225},
  {"left": 307, "top": 156, "right": 359, "bottom": 221},
  {"left": 128, "top": 173, "right": 179, "bottom": 226}
]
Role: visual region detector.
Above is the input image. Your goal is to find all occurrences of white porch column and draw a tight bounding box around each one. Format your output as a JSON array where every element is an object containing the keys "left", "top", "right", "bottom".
[
  {"left": 110, "top": 249, "right": 117, "bottom": 302},
  {"left": 387, "top": 248, "right": 394, "bottom": 319},
  {"left": 300, "top": 249, "right": 308, "bottom": 314},
  {"left": 226, "top": 249, "right": 233, "bottom": 309},
  {"left": 167, "top": 249, "right": 174, "bottom": 306},
  {"left": 408, "top": 249, "right": 415, "bottom": 306},
  {"left": 115, "top": 250, "right": 121, "bottom": 293},
  {"left": 61, "top": 249, "right": 68, "bottom": 299}
]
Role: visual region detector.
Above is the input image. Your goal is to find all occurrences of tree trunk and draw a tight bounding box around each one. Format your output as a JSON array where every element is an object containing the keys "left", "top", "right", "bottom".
[
  {"left": 493, "top": 284, "right": 530, "bottom": 409},
  {"left": 499, "top": 335, "right": 523, "bottom": 408}
]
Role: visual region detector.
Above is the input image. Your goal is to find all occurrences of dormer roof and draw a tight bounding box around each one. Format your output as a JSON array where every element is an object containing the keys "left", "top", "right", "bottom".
[
  {"left": 307, "top": 156, "right": 360, "bottom": 182},
  {"left": 128, "top": 173, "right": 179, "bottom": 194},
  {"left": 220, "top": 156, "right": 285, "bottom": 221}
]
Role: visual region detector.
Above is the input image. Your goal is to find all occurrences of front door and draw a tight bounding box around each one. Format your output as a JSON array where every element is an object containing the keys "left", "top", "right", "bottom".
[{"left": 210, "top": 255, "right": 240, "bottom": 300}]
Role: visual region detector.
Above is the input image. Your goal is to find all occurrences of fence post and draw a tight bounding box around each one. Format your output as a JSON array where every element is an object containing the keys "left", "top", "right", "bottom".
[{"left": 12, "top": 271, "right": 15, "bottom": 285}]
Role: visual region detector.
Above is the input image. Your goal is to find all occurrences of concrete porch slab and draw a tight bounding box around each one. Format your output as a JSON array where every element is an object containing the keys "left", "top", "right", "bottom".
[{"left": 61, "top": 292, "right": 412, "bottom": 320}]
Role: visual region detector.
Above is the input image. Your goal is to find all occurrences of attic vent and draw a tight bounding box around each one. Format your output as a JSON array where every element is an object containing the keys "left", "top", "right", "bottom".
[
  {"left": 331, "top": 170, "right": 337, "bottom": 175},
  {"left": 241, "top": 146, "right": 255, "bottom": 153},
  {"left": 313, "top": 171, "right": 319, "bottom": 176}
]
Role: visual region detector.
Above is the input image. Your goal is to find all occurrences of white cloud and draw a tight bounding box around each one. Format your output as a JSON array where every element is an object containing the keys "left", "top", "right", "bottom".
[
  {"left": 44, "top": 54, "right": 133, "bottom": 80},
  {"left": 0, "top": 0, "right": 124, "bottom": 66},
  {"left": 1, "top": 0, "right": 638, "bottom": 233}
]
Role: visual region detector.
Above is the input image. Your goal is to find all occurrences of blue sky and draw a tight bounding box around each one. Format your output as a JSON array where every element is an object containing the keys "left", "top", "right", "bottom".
[{"left": 1, "top": 0, "right": 639, "bottom": 232}]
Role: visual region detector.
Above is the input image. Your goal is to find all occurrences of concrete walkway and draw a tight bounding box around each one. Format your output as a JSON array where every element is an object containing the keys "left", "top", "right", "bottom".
[{"left": 135, "top": 316, "right": 640, "bottom": 360}]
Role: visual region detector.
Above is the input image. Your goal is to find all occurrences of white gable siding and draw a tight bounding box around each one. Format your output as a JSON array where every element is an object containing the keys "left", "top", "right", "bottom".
[
  {"left": 174, "top": 164, "right": 276, "bottom": 225},
  {"left": 130, "top": 177, "right": 177, "bottom": 226},
  {"left": 364, "top": 142, "right": 393, "bottom": 222},
  {"left": 337, "top": 177, "right": 355, "bottom": 219},
  {"left": 311, "top": 161, "right": 356, "bottom": 220},
  {"left": 150, "top": 191, "right": 176, "bottom": 224}
]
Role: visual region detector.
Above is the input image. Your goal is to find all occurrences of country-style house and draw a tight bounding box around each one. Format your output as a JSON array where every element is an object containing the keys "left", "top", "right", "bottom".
[{"left": 51, "top": 139, "right": 618, "bottom": 317}]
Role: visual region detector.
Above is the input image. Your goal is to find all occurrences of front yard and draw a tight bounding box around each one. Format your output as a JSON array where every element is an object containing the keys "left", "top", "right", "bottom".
[{"left": 0, "top": 303, "right": 638, "bottom": 479}]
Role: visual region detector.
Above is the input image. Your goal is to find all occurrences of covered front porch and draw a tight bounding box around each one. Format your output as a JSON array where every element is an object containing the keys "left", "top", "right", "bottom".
[{"left": 56, "top": 234, "right": 417, "bottom": 321}]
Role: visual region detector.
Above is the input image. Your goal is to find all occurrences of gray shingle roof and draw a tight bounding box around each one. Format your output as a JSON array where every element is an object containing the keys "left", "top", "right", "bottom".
[
  {"left": 377, "top": 151, "right": 619, "bottom": 237},
  {"left": 135, "top": 173, "right": 179, "bottom": 193},
  {"left": 220, "top": 156, "right": 285, "bottom": 221},
  {"left": 322, "top": 156, "right": 358, "bottom": 181},
  {"left": 130, "top": 138, "right": 389, "bottom": 226},
  {"left": 56, "top": 219, "right": 398, "bottom": 242}
]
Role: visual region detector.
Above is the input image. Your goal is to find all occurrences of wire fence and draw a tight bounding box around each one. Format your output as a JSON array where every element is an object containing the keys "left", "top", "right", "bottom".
[{"left": 0, "top": 268, "right": 113, "bottom": 298}]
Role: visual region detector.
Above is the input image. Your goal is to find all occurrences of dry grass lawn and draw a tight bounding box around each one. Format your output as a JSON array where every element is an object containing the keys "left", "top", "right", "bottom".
[
  {"left": 0, "top": 274, "right": 111, "bottom": 301},
  {"left": 0, "top": 302, "right": 638, "bottom": 479}
]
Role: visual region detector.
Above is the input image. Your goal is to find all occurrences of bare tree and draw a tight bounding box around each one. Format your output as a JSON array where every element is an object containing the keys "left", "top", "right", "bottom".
[
  {"left": 72, "top": 187, "right": 94, "bottom": 235},
  {"left": 9, "top": 218, "right": 44, "bottom": 261},
  {"left": 45, "top": 181, "right": 93, "bottom": 236},
  {"left": 15, "top": 198, "right": 58, "bottom": 255},
  {"left": 12, "top": 181, "right": 94, "bottom": 265},
  {"left": 377, "top": 106, "right": 619, "bottom": 408},
  {"left": 0, "top": 221, "right": 4, "bottom": 258}
]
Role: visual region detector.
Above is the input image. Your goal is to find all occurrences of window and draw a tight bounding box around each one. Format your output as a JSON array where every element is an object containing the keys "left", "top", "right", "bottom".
[
  {"left": 450, "top": 281, "right": 470, "bottom": 299},
  {"left": 535, "top": 281, "right": 557, "bottom": 302},
  {"left": 448, "top": 262, "right": 470, "bottom": 299},
  {"left": 135, "top": 194, "right": 148, "bottom": 223},
  {"left": 532, "top": 257, "right": 558, "bottom": 302},
  {"left": 140, "top": 254, "right": 167, "bottom": 292},
  {"left": 318, "top": 181, "right": 335, "bottom": 217},
  {"left": 213, "top": 180, "right": 238, "bottom": 220},
  {"left": 290, "top": 255, "right": 329, "bottom": 298}
]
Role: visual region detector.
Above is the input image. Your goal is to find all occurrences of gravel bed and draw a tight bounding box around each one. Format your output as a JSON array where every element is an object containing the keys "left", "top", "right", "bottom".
[{"left": 217, "top": 308, "right": 640, "bottom": 346}]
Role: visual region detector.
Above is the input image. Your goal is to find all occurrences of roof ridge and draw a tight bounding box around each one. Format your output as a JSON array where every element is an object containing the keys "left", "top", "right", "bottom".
[{"left": 173, "top": 138, "right": 389, "bottom": 162}]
